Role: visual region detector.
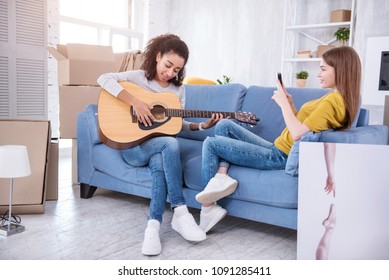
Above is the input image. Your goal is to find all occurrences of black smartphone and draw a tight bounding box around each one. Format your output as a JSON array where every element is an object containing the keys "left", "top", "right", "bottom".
[
  {"left": 277, "top": 72, "right": 283, "bottom": 91},
  {"left": 277, "top": 72, "right": 283, "bottom": 86}
]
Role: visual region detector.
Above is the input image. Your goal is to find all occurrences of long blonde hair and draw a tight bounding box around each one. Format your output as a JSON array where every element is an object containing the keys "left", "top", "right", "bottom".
[{"left": 322, "top": 46, "right": 361, "bottom": 129}]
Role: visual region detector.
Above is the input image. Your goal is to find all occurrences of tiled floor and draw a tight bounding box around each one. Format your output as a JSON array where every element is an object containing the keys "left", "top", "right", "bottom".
[{"left": 0, "top": 140, "right": 297, "bottom": 260}]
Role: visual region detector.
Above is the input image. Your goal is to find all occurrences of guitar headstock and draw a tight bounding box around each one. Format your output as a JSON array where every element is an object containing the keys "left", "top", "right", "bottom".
[{"left": 235, "top": 112, "right": 259, "bottom": 125}]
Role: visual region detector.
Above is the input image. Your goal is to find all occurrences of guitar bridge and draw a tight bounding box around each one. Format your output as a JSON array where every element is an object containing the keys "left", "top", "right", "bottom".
[{"left": 130, "top": 107, "right": 138, "bottom": 123}]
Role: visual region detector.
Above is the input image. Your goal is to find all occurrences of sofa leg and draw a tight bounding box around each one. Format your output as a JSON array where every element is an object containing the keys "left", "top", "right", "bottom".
[{"left": 80, "top": 183, "right": 97, "bottom": 199}]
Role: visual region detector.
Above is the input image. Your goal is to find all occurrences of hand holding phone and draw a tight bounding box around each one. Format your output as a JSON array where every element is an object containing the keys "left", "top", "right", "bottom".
[{"left": 277, "top": 72, "right": 283, "bottom": 91}]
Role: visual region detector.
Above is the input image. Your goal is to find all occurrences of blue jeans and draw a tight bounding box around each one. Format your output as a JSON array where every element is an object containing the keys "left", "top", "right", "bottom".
[
  {"left": 201, "top": 119, "right": 288, "bottom": 185},
  {"left": 121, "top": 136, "right": 185, "bottom": 223}
]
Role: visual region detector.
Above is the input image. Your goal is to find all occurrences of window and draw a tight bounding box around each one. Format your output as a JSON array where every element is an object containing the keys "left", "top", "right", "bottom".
[{"left": 59, "top": 0, "right": 143, "bottom": 52}]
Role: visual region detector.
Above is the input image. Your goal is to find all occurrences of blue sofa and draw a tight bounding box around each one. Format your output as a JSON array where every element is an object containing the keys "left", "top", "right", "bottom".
[{"left": 77, "top": 83, "right": 388, "bottom": 230}]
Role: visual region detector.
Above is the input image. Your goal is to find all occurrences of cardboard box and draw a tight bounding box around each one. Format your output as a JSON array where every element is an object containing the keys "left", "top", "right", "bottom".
[
  {"left": 0, "top": 120, "right": 51, "bottom": 214},
  {"left": 59, "top": 86, "right": 101, "bottom": 139},
  {"left": 330, "top": 9, "right": 351, "bottom": 23},
  {"left": 47, "top": 44, "right": 116, "bottom": 86},
  {"left": 316, "top": 45, "right": 336, "bottom": 58},
  {"left": 46, "top": 139, "right": 59, "bottom": 200},
  {"left": 297, "top": 49, "right": 312, "bottom": 58}
]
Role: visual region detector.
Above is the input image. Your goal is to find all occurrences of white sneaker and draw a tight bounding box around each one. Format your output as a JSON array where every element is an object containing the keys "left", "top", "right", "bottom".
[
  {"left": 171, "top": 206, "right": 206, "bottom": 242},
  {"left": 141, "top": 219, "right": 161, "bottom": 256},
  {"left": 199, "top": 204, "right": 227, "bottom": 233},
  {"left": 196, "top": 174, "right": 238, "bottom": 204}
]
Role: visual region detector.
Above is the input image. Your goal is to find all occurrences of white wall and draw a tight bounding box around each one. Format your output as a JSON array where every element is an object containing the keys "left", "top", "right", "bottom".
[
  {"left": 168, "top": 0, "right": 285, "bottom": 87},
  {"left": 47, "top": 0, "right": 389, "bottom": 133},
  {"left": 147, "top": 0, "right": 389, "bottom": 108}
]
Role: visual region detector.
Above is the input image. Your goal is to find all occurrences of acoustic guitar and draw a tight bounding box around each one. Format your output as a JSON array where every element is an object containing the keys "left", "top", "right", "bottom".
[{"left": 98, "top": 82, "right": 258, "bottom": 150}]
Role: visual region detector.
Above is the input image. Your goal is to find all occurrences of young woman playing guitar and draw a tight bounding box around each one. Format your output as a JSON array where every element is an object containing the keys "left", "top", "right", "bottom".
[{"left": 97, "top": 34, "right": 223, "bottom": 256}]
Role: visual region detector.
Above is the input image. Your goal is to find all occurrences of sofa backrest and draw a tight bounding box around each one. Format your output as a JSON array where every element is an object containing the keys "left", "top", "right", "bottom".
[
  {"left": 178, "top": 83, "right": 247, "bottom": 141},
  {"left": 80, "top": 84, "right": 370, "bottom": 145},
  {"left": 241, "top": 86, "right": 330, "bottom": 142}
]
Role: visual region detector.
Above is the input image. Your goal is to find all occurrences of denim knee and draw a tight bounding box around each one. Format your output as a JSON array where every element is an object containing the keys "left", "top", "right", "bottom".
[
  {"left": 149, "top": 153, "right": 163, "bottom": 172},
  {"left": 203, "top": 136, "right": 230, "bottom": 170},
  {"left": 215, "top": 119, "right": 233, "bottom": 136},
  {"left": 203, "top": 136, "right": 215, "bottom": 152},
  {"left": 162, "top": 137, "right": 180, "bottom": 153}
]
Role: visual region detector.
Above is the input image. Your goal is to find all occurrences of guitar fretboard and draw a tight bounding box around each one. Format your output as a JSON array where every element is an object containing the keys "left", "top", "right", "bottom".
[{"left": 166, "top": 109, "right": 236, "bottom": 119}]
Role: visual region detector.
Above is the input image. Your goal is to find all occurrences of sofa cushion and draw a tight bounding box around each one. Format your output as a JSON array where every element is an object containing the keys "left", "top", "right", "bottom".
[
  {"left": 178, "top": 83, "right": 247, "bottom": 141},
  {"left": 356, "top": 108, "right": 369, "bottom": 127},
  {"left": 183, "top": 155, "right": 298, "bottom": 209},
  {"left": 92, "top": 137, "right": 205, "bottom": 189},
  {"left": 284, "top": 131, "right": 322, "bottom": 176},
  {"left": 177, "top": 137, "right": 203, "bottom": 168},
  {"left": 183, "top": 77, "right": 216, "bottom": 85},
  {"left": 92, "top": 143, "right": 152, "bottom": 187}
]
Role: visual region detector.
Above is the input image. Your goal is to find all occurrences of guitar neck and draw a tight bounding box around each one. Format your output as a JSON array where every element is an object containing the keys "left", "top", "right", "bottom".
[{"left": 166, "top": 109, "right": 236, "bottom": 119}]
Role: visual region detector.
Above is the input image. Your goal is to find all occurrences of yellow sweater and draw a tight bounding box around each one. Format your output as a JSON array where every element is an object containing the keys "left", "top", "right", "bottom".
[{"left": 274, "top": 91, "right": 346, "bottom": 155}]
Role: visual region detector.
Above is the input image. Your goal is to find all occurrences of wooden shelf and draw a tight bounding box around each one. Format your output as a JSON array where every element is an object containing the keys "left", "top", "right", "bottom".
[
  {"left": 281, "top": 0, "right": 356, "bottom": 86},
  {"left": 286, "top": 21, "right": 351, "bottom": 30},
  {"left": 284, "top": 58, "right": 322, "bottom": 62}
]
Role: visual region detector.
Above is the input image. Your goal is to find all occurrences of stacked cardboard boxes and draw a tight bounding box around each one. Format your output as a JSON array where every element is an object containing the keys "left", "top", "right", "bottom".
[
  {"left": 48, "top": 44, "right": 119, "bottom": 183},
  {"left": 48, "top": 44, "right": 144, "bottom": 183},
  {"left": 48, "top": 44, "right": 118, "bottom": 139},
  {"left": 47, "top": 44, "right": 117, "bottom": 87},
  {"left": 48, "top": 44, "right": 142, "bottom": 184}
]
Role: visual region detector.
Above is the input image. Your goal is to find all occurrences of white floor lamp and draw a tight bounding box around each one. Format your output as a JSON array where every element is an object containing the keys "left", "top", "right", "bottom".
[{"left": 0, "top": 145, "right": 31, "bottom": 236}]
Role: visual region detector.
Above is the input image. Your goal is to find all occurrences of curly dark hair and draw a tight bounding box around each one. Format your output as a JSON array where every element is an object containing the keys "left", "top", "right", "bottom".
[{"left": 141, "top": 34, "right": 189, "bottom": 86}]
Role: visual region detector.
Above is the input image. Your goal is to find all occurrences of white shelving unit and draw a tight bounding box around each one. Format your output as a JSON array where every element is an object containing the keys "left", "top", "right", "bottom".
[{"left": 281, "top": 0, "right": 356, "bottom": 87}]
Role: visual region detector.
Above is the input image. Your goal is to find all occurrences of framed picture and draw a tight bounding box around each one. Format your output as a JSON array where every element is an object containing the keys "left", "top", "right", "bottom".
[{"left": 297, "top": 142, "right": 389, "bottom": 259}]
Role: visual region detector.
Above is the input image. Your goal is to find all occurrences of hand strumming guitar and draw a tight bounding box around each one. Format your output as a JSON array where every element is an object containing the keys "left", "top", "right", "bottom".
[
  {"left": 117, "top": 89, "right": 155, "bottom": 127},
  {"left": 131, "top": 97, "right": 155, "bottom": 127}
]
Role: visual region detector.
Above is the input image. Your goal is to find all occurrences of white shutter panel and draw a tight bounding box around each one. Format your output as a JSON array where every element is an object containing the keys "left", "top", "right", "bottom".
[
  {"left": 0, "top": 0, "right": 7, "bottom": 43},
  {"left": 0, "top": 0, "right": 9, "bottom": 117},
  {"left": 0, "top": 0, "right": 47, "bottom": 120},
  {"left": 0, "top": 56, "right": 9, "bottom": 117}
]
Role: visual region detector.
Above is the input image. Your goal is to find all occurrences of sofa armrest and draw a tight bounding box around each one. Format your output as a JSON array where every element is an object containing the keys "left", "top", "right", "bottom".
[
  {"left": 319, "top": 125, "right": 388, "bottom": 145},
  {"left": 284, "top": 125, "right": 388, "bottom": 177},
  {"left": 77, "top": 110, "right": 96, "bottom": 184}
]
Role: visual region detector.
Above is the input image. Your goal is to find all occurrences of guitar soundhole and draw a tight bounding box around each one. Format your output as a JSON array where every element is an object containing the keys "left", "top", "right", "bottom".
[
  {"left": 138, "top": 105, "right": 171, "bottom": 131},
  {"left": 151, "top": 105, "right": 167, "bottom": 122}
]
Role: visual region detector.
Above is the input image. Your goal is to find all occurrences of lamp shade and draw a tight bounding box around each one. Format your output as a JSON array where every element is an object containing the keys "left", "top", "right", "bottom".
[{"left": 0, "top": 145, "right": 31, "bottom": 178}]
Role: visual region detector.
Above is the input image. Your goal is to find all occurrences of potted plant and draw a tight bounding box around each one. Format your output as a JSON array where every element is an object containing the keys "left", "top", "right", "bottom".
[
  {"left": 217, "top": 75, "right": 232, "bottom": 84},
  {"left": 296, "top": 70, "right": 309, "bottom": 87},
  {"left": 334, "top": 27, "right": 350, "bottom": 45}
]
